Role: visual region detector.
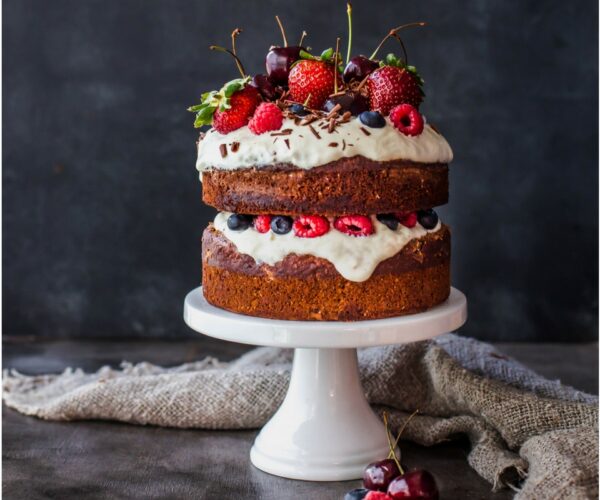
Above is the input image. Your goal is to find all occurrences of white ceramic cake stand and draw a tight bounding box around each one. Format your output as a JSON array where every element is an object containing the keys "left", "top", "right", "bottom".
[{"left": 183, "top": 287, "right": 467, "bottom": 481}]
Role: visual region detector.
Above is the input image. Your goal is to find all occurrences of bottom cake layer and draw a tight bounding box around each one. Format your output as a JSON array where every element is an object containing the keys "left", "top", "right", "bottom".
[{"left": 202, "top": 225, "right": 450, "bottom": 321}]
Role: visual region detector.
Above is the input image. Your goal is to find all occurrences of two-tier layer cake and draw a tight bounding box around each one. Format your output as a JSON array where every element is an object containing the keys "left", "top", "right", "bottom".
[{"left": 191, "top": 15, "right": 453, "bottom": 321}]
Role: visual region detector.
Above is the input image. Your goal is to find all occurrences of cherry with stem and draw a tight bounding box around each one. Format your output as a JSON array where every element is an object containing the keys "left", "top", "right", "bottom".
[{"left": 369, "top": 22, "right": 426, "bottom": 60}]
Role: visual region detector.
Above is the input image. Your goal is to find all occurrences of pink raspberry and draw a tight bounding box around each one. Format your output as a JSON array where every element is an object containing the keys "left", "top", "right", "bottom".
[
  {"left": 248, "top": 102, "right": 283, "bottom": 135},
  {"left": 293, "top": 215, "right": 330, "bottom": 238},
  {"left": 364, "top": 491, "right": 393, "bottom": 500},
  {"left": 395, "top": 212, "right": 418, "bottom": 228},
  {"left": 389, "top": 104, "right": 424, "bottom": 136},
  {"left": 333, "top": 215, "right": 374, "bottom": 237},
  {"left": 253, "top": 215, "right": 271, "bottom": 233}
]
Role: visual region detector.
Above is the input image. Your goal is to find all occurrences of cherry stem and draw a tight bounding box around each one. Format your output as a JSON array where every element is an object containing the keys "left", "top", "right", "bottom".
[
  {"left": 388, "top": 409, "right": 420, "bottom": 459},
  {"left": 345, "top": 2, "right": 353, "bottom": 65},
  {"left": 302, "top": 93, "right": 312, "bottom": 107},
  {"left": 383, "top": 412, "right": 404, "bottom": 475},
  {"left": 209, "top": 45, "right": 246, "bottom": 78},
  {"left": 299, "top": 30, "right": 307, "bottom": 46},
  {"left": 391, "top": 33, "right": 409, "bottom": 65},
  {"left": 334, "top": 37, "right": 341, "bottom": 93},
  {"left": 275, "top": 15, "right": 288, "bottom": 47},
  {"left": 369, "top": 22, "right": 426, "bottom": 60}
]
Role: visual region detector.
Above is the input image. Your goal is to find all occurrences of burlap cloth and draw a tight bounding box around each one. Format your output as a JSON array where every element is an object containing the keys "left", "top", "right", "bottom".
[{"left": 3, "top": 334, "right": 598, "bottom": 499}]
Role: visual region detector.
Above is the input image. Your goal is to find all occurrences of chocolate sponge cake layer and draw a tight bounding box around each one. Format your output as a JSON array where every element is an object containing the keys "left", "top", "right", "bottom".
[
  {"left": 201, "top": 225, "right": 450, "bottom": 321},
  {"left": 201, "top": 157, "right": 448, "bottom": 216}
]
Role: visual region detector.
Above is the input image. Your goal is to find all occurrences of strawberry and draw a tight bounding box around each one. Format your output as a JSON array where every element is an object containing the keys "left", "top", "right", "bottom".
[
  {"left": 212, "top": 86, "right": 259, "bottom": 134},
  {"left": 188, "top": 77, "right": 259, "bottom": 134},
  {"left": 367, "top": 65, "right": 423, "bottom": 115},
  {"left": 288, "top": 60, "right": 336, "bottom": 109}
]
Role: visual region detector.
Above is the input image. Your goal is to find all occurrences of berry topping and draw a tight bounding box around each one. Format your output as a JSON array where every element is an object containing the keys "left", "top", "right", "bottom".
[
  {"left": 396, "top": 212, "right": 418, "bottom": 228},
  {"left": 367, "top": 64, "right": 423, "bottom": 115},
  {"left": 289, "top": 103, "right": 310, "bottom": 116},
  {"left": 359, "top": 110, "right": 386, "bottom": 128},
  {"left": 266, "top": 46, "right": 304, "bottom": 85},
  {"left": 334, "top": 215, "right": 374, "bottom": 237},
  {"left": 343, "top": 55, "right": 379, "bottom": 83},
  {"left": 227, "top": 213, "right": 253, "bottom": 231},
  {"left": 270, "top": 215, "right": 293, "bottom": 235},
  {"left": 389, "top": 104, "right": 424, "bottom": 136},
  {"left": 253, "top": 215, "right": 272, "bottom": 233},
  {"left": 344, "top": 488, "right": 370, "bottom": 500},
  {"left": 293, "top": 215, "right": 330, "bottom": 238},
  {"left": 417, "top": 209, "right": 438, "bottom": 229},
  {"left": 288, "top": 60, "right": 336, "bottom": 109},
  {"left": 364, "top": 492, "right": 394, "bottom": 500},
  {"left": 323, "top": 92, "right": 369, "bottom": 116},
  {"left": 387, "top": 470, "right": 439, "bottom": 500},
  {"left": 265, "top": 16, "right": 303, "bottom": 85},
  {"left": 189, "top": 79, "right": 259, "bottom": 133},
  {"left": 363, "top": 458, "right": 402, "bottom": 491},
  {"left": 212, "top": 85, "right": 259, "bottom": 134},
  {"left": 248, "top": 102, "right": 284, "bottom": 135},
  {"left": 376, "top": 213, "right": 399, "bottom": 230},
  {"left": 250, "top": 74, "right": 280, "bottom": 101}
]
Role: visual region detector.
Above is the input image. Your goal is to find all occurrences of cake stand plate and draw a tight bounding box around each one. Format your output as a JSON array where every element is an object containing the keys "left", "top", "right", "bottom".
[{"left": 183, "top": 287, "right": 467, "bottom": 481}]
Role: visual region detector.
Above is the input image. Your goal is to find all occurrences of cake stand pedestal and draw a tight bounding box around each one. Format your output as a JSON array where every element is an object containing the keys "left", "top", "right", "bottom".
[{"left": 184, "top": 287, "right": 467, "bottom": 481}]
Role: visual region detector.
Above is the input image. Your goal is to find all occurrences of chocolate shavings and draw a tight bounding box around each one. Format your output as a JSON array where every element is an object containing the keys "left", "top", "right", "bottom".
[{"left": 219, "top": 144, "right": 227, "bottom": 158}]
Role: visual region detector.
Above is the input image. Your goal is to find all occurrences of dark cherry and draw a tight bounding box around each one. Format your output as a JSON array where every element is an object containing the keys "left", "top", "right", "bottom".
[
  {"left": 359, "top": 111, "right": 386, "bottom": 128},
  {"left": 376, "top": 213, "right": 399, "bottom": 230},
  {"left": 289, "top": 103, "right": 310, "bottom": 116},
  {"left": 387, "top": 470, "right": 439, "bottom": 500},
  {"left": 344, "top": 488, "right": 370, "bottom": 500},
  {"left": 270, "top": 215, "right": 294, "bottom": 234},
  {"left": 417, "top": 209, "right": 439, "bottom": 229},
  {"left": 322, "top": 92, "right": 369, "bottom": 116},
  {"left": 227, "top": 214, "right": 253, "bottom": 231},
  {"left": 250, "top": 74, "right": 280, "bottom": 101},
  {"left": 265, "top": 46, "right": 303, "bottom": 85},
  {"left": 343, "top": 55, "right": 379, "bottom": 83},
  {"left": 363, "top": 459, "right": 401, "bottom": 491}
]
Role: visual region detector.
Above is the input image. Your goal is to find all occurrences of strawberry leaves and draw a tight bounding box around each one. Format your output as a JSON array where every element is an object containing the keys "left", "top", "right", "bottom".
[
  {"left": 188, "top": 76, "right": 250, "bottom": 128},
  {"left": 380, "top": 53, "right": 424, "bottom": 88}
]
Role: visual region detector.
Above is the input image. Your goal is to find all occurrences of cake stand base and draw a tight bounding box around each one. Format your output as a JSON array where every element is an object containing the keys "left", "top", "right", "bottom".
[{"left": 184, "top": 287, "right": 467, "bottom": 481}]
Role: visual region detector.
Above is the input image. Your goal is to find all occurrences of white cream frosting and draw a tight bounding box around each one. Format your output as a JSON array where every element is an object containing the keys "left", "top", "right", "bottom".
[
  {"left": 214, "top": 212, "right": 441, "bottom": 282},
  {"left": 197, "top": 117, "right": 453, "bottom": 172}
]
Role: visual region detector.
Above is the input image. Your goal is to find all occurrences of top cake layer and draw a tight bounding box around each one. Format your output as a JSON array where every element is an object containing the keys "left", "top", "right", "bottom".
[{"left": 196, "top": 116, "right": 452, "bottom": 172}]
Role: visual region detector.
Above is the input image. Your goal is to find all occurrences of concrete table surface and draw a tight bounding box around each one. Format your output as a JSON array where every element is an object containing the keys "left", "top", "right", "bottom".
[{"left": 3, "top": 339, "right": 598, "bottom": 500}]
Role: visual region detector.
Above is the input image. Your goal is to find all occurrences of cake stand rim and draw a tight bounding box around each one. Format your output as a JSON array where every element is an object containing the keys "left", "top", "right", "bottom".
[{"left": 183, "top": 286, "right": 467, "bottom": 348}]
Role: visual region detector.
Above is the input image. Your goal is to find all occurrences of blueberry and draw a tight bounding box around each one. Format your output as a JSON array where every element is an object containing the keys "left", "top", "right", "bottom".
[
  {"left": 359, "top": 111, "right": 386, "bottom": 128},
  {"left": 270, "top": 215, "right": 293, "bottom": 234},
  {"left": 417, "top": 209, "right": 439, "bottom": 229},
  {"left": 344, "top": 488, "right": 369, "bottom": 500},
  {"left": 226, "top": 213, "right": 252, "bottom": 231},
  {"left": 289, "top": 103, "right": 309, "bottom": 117},
  {"left": 376, "top": 213, "right": 398, "bottom": 230}
]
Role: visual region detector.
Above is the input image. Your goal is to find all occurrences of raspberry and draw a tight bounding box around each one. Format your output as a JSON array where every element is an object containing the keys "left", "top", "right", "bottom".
[
  {"left": 364, "top": 491, "right": 393, "bottom": 500},
  {"left": 212, "top": 86, "right": 259, "bottom": 134},
  {"left": 333, "top": 215, "right": 374, "bottom": 237},
  {"left": 293, "top": 215, "right": 330, "bottom": 238},
  {"left": 253, "top": 215, "right": 271, "bottom": 233},
  {"left": 395, "top": 212, "right": 418, "bottom": 228},
  {"left": 248, "top": 102, "right": 284, "bottom": 135},
  {"left": 389, "top": 104, "right": 424, "bottom": 136}
]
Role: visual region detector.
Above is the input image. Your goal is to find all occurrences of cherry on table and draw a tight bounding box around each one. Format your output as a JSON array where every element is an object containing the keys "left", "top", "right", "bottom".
[
  {"left": 387, "top": 469, "right": 439, "bottom": 500},
  {"left": 363, "top": 458, "right": 401, "bottom": 491}
]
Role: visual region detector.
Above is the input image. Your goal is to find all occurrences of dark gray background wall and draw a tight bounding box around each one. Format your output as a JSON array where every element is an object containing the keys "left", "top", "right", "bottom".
[{"left": 3, "top": 0, "right": 598, "bottom": 341}]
